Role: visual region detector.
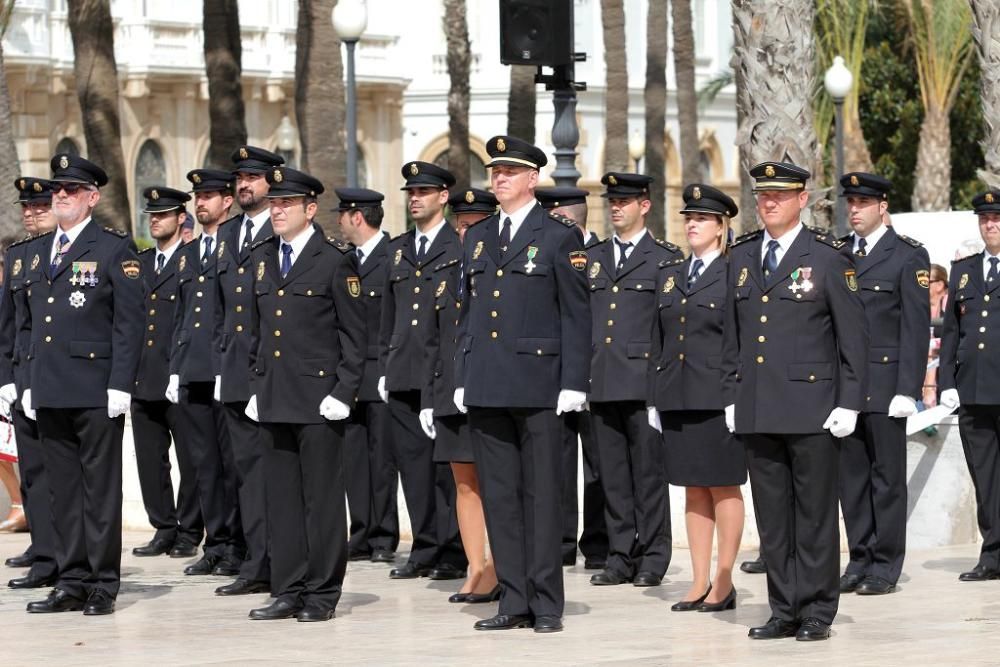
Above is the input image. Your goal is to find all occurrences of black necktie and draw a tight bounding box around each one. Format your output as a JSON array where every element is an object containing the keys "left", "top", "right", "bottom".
[
  {"left": 688, "top": 258, "right": 704, "bottom": 289},
  {"left": 202, "top": 237, "right": 213, "bottom": 264},
  {"left": 500, "top": 217, "right": 512, "bottom": 256},
  {"left": 50, "top": 233, "right": 70, "bottom": 275},
  {"left": 156, "top": 254, "right": 165, "bottom": 275},
  {"left": 242, "top": 219, "right": 254, "bottom": 252},
  {"left": 280, "top": 243, "right": 293, "bottom": 278},
  {"left": 615, "top": 239, "right": 633, "bottom": 272},
  {"left": 356, "top": 248, "right": 365, "bottom": 264},
  {"left": 763, "top": 240, "right": 780, "bottom": 281},
  {"left": 989, "top": 257, "right": 999, "bottom": 285},
  {"left": 856, "top": 237, "right": 867, "bottom": 257},
  {"left": 416, "top": 236, "right": 428, "bottom": 263}
]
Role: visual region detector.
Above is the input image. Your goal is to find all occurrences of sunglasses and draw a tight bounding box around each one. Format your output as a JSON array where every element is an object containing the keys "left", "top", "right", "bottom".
[{"left": 51, "top": 182, "right": 91, "bottom": 195}]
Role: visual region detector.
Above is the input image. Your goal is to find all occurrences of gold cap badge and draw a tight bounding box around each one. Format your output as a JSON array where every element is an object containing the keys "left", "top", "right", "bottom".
[
  {"left": 465, "top": 190, "right": 475, "bottom": 204},
  {"left": 150, "top": 189, "right": 159, "bottom": 200},
  {"left": 764, "top": 165, "right": 775, "bottom": 178},
  {"left": 59, "top": 155, "right": 69, "bottom": 169},
  {"left": 496, "top": 138, "right": 506, "bottom": 152},
  {"left": 988, "top": 193, "right": 995, "bottom": 204},
  {"left": 33, "top": 182, "right": 41, "bottom": 192},
  {"left": 192, "top": 173, "right": 202, "bottom": 184},
  {"left": 239, "top": 147, "right": 249, "bottom": 160},
  {"left": 850, "top": 174, "right": 859, "bottom": 186},
  {"left": 409, "top": 163, "right": 419, "bottom": 176},
  {"left": 18, "top": 179, "right": 25, "bottom": 190},
  {"left": 609, "top": 175, "right": 618, "bottom": 186},
  {"left": 274, "top": 169, "right": 283, "bottom": 183},
  {"left": 692, "top": 186, "right": 702, "bottom": 200}
]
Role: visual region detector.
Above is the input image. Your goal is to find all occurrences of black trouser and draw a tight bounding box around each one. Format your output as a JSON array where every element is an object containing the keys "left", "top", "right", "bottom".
[
  {"left": 590, "top": 401, "right": 671, "bottom": 578},
  {"left": 469, "top": 406, "right": 564, "bottom": 619},
  {"left": 12, "top": 408, "right": 57, "bottom": 580},
  {"left": 958, "top": 405, "right": 1000, "bottom": 570},
  {"left": 839, "top": 412, "right": 907, "bottom": 583},
  {"left": 222, "top": 401, "right": 270, "bottom": 582},
  {"left": 36, "top": 407, "right": 124, "bottom": 599},
  {"left": 388, "top": 390, "right": 439, "bottom": 567},
  {"left": 264, "top": 421, "right": 347, "bottom": 613},
  {"left": 745, "top": 432, "right": 841, "bottom": 625},
  {"left": 560, "top": 411, "right": 608, "bottom": 565},
  {"left": 131, "top": 398, "right": 203, "bottom": 547},
  {"left": 344, "top": 400, "right": 399, "bottom": 554}
]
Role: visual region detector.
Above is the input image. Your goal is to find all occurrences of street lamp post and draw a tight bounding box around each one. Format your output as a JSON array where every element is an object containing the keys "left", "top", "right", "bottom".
[
  {"left": 628, "top": 129, "right": 644, "bottom": 173},
  {"left": 332, "top": 0, "right": 368, "bottom": 188},
  {"left": 824, "top": 55, "right": 854, "bottom": 236}
]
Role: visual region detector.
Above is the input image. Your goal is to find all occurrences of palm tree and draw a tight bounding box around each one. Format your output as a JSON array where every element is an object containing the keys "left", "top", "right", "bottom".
[
  {"left": 443, "top": 0, "right": 471, "bottom": 190},
  {"left": 0, "top": 1, "right": 22, "bottom": 237},
  {"left": 902, "top": 0, "right": 973, "bottom": 211},
  {"left": 507, "top": 65, "right": 536, "bottom": 143},
  {"left": 602, "top": 0, "right": 628, "bottom": 174},
  {"left": 971, "top": 0, "right": 1000, "bottom": 189},
  {"left": 203, "top": 0, "right": 248, "bottom": 170},
  {"left": 66, "top": 0, "right": 131, "bottom": 232},
  {"left": 672, "top": 0, "right": 701, "bottom": 186},
  {"left": 644, "top": 0, "right": 668, "bottom": 239}
]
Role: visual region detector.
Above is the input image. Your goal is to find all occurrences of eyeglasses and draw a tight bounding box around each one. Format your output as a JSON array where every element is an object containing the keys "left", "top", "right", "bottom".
[{"left": 50, "top": 182, "right": 91, "bottom": 195}]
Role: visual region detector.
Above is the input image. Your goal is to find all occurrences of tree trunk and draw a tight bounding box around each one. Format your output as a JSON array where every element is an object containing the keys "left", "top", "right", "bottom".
[
  {"left": 671, "top": 0, "right": 701, "bottom": 186},
  {"left": 507, "top": 65, "right": 536, "bottom": 143},
  {"left": 295, "top": 0, "right": 344, "bottom": 229},
  {"left": 844, "top": 103, "right": 874, "bottom": 174},
  {"left": 0, "top": 42, "right": 22, "bottom": 238},
  {"left": 602, "top": 0, "right": 628, "bottom": 173},
  {"left": 203, "top": 0, "right": 247, "bottom": 170},
  {"left": 66, "top": 0, "right": 131, "bottom": 232},
  {"left": 644, "top": 0, "right": 667, "bottom": 239},
  {"left": 443, "top": 0, "right": 471, "bottom": 191},
  {"left": 972, "top": 0, "right": 1000, "bottom": 188},
  {"left": 911, "top": 105, "right": 951, "bottom": 211}
]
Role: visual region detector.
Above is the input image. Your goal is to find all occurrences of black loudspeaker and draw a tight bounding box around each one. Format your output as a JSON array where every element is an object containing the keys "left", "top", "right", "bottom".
[{"left": 499, "top": 0, "right": 574, "bottom": 67}]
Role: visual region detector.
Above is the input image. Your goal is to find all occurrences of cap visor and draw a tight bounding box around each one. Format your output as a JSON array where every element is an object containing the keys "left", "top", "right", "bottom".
[{"left": 486, "top": 157, "right": 538, "bottom": 169}]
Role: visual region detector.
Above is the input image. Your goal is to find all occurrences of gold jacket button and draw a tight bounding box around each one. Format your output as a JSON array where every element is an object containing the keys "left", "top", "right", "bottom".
[{"left": 274, "top": 350, "right": 281, "bottom": 358}]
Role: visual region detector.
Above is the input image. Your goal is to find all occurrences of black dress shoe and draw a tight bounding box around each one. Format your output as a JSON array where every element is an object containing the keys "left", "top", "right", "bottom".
[
  {"left": 740, "top": 557, "right": 767, "bottom": 574},
  {"left": 249, "top": 598, "right": 303, "bottom": 620},
  {"left": 698, "top": 587, "right": 737, "bottom": 612},
  {"left": 959, "top": 564, "right": 1000, "bottom": 582},
  {"left": 428, "top": 563, "right": 467, "bottom": 580},
  {"left": 215, "top": 578, "right": 270, "bottom": 596},
  {"left": 856, "top": 575, "right": 895, "bottom": 595},
  {"left": 132, "top": 538, "right": 174, "bottom": 557},
  {"left": 184, "top": 554, "right": 218, "bottom": 575},
  {"left": 169, "top": 543, "right": 199, "bottom": 558},
  {"left": 27, "top": 589, "right": 84, "bottom": 613},
  {"left": 9, "top": 573, "right": 56, "bottom": 589},
  {"left": 389, "top": 563, "right": 432, "bottom": 579},
  {"left": 212, "top": 558, "right": 242, "bottom": 576},
  {"left": 633, "top": 572, "right": 662, "bottom": 587},
  {"left": 371, "top": 549, "right": 395, "bottom": 563},
  {"left": 671, "top": 585, "right": 712, "bottom": 612},
  {"left": 590, "top": 569, "right": 631, "bottom": 586},
  {"left": 748, "top": 617, "right": 799, "bottom": 640},
  {"left": 583, "top": 559, "right": 606, "bottom": 570},
  {"left": 297, "top": 604, "right": 335, "bottom": 622},
  {"left": 348, "top": 551, "right": 372, "bottom": 562},
  {"left": 5, "top": 551, "right": 36, "bottom": 568},
  {"left": 533, "top": 615, "right": 563, "bottom": 633},
  {"left": 83, "top": 589, "right": 116, "bottom": 616},
  {"left": 562, "top": 554, "right": 577, "bottom": 566},
  {"left": 474, "top": 613, "right": 533, "bottom": 631},
  {"left": 448, "top": 592, "right": 469, "bottom": 603},
  {"left": 465, "top": 585, "right": 501, "bottom": 603},
  {"left": 796, "top": 617, "right": 831, "bottom": 641},
  {"left": 839, "top": 572, "right": 865, "bottom": 593}
]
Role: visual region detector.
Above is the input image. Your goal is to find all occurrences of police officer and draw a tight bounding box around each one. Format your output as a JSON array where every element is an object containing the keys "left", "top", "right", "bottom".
[
  {"left": 131, "top": 187, "right": 203, "bottom": 559},
  {"left": 244, "top": 167, "right": 364, "bottom": 622},
  {"left": 22, "top": 154, "right": 144, "bottom": 615},
  {"left": 837, "top": 172, "right": 929, "bottom": 596},
  {"left": 455, "top": 135, "right": 591, "bottom": 633},
  {"left": 940, "top": 189, "right": 1000, "bottom": 582},
  {"left": 0, "top": 177, "right": 59, "bottom": 588},
  {"left": 336, "top": 188, "right": 399, "bottom": 563},
  {"left": 379, "top": 161, "right": 466, "bottom": 580},
  {"left": 536, "top": 186, "right": 608, "bottom": 570},
  {"left": 721, "top": 161, "right": 867, "bottom": 641}
]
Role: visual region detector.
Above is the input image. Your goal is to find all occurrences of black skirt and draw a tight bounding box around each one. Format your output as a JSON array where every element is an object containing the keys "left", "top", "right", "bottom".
[
  {"left": 661, "top": 410, "right": 747, "bottom": 487},
  {"left": 433, "top": 414, "right": 474, "bottom": 463}
]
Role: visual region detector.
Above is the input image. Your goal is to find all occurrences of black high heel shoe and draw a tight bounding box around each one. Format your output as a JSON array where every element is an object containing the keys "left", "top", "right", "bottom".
[
  {"left": 671, "top": 584, "right": 711, "bottom": 612},
  {"left": 448, "top": 592, "right": 470, "bottom": 603},
  {"left": 465, "top": 585, "right": 501, "bottom": 603},
  {"left": 697, "top": 587, "right": 736, "bottom": 612}
]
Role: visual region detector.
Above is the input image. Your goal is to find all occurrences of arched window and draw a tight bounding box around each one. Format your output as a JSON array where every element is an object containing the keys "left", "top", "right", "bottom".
[
  {"left": 54, "top": 137, "right": 81, "bottom": 157},
  {"left": 133, "top": 140, "right": 167, "bottom": 241},
  {"left": 699, "top": 150, "right": 713, "bottom": 182},
  {"left": 433, "top": 149, "right": 488, "bottom": 189}
]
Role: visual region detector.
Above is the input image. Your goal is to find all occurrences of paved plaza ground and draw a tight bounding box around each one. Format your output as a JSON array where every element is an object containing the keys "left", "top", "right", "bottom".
[{"left": 0, "top": 531, "right": 997, "bottom": 665}]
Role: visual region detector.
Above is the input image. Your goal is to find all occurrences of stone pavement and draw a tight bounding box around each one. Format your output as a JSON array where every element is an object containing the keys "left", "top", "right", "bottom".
[{"left": 1, "top": 531, "right": 998, "bottom": 665}]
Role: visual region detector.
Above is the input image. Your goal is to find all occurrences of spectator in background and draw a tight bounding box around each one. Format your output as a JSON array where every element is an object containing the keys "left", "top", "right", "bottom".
[
  {"left": 180, "top": 213, "right": 195, "bottom": 244},
  {"left": 922, "top": 264, "right": 949, "bottom": 409},
  {"left": 0, "top": 234, "right": 27, "bottom": 533}
]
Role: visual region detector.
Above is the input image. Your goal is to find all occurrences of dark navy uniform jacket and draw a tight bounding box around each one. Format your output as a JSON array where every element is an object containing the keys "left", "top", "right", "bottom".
[
  {"left": 421, "top": 246, "right": 463, "bottom": 416},
  {"left": 587, "top": 232, "right": 681, "bottom": 403},
  {"left": 170, "top": 235, "right": 219, "bottom": 385},
  {"left": 134, "top": 246, "right": 182, "bottom": 401},
  {"left": 940, "top": 252, "right": 1000, "bottom": 404},
  {"left": 721, "top": 226, "right": 868, "bottom": 434},
  {"left": 456, "top": 203, "right": 591, "bottom": 408},
  {"left": 0, "top": 236, "right": 38, "bottom": 393},
  {"left": 356, "top": 233, "right": 389, "bottom": 403}
]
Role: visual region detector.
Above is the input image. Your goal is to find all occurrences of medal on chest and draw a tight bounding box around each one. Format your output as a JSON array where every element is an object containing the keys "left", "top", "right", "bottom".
[
  {"left": 525, "top": 246, "right": 538, "bottom": 273},
  {"left": 789, "top": 267, "right": 813, "bottom": 294}
]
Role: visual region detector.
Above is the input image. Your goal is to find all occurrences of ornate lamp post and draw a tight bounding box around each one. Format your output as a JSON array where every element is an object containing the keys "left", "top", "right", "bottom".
[
  {"left": 332, "top": 0, "right": 368, "bottom": 188},
  {"left": 824, "top": 55, "right": 854, "bottom": 236}
]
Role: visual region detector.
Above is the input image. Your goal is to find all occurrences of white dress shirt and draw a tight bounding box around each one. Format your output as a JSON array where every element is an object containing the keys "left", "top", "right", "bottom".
[
  {"left": 612, "top": 228, "right": 648, "bottom": 267},
  {"left": 278, "top": 225, "right": 316, "bottom": 273},
  {"left": 853, "top": 223, "right": 888, "bottom": 255},
  {"left": 49, "top": 217, "right": 92, "bottom": 265},
  {"left": 498, "top": 199, "right": 537, "bottom": 243},
  {"left": 355, "top": 230, "right": 384, "bottom": 265},
  {"left": 761, "top": 223, "right": 804, "bottom": 267}
]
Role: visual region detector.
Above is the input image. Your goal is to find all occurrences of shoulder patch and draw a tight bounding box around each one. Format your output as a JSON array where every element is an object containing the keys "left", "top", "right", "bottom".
[
  {"left": 658, "top": 257, "right": 685, "bottom": 268},
  {"left": 654, "top": 238, "right": 680, "bottom": 253},
  {"left": 103, "top": 226, "right": 128, "bottom": 237},
  {"left": 138, "top": 247, "right": 154, "bottom": 255},
  {"left": 326, "top": 237, "right": 352, "bottom": 253},
  {"left": 731, "top": 230, "right": 761, "bottom": 247},
  {"left": 898, "top": 234, "right": 923, "bottom": 248},
  {"left": 251, "top": 234, "right": 274, "bottom": 251},
  {"left": 548, "top": 212, "right": 577, "bottom": 228}
]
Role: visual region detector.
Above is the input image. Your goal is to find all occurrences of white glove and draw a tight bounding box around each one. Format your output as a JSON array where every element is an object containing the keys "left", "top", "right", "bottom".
[
  {"left": 0, "top": 383, "right": 16, "bottom": 419},
  {"left": 419, "top": 408, "right": 437, "bottom": 439},
  {"left": 724, "top": 404, "right": 735, "bottom": 433},
  {"left": 21, "top": 388, "right": 35, "bottom": 421},
  {"left": 245, "top": 394, "right": 259, "bottom": 422},
  {"left": 823, "top": 407, "right": 859, "bottom": 439},
  {"left": 214, "top": 375, "right": 222, "bottom": 402},
  {"left": 319, "top": 395, "right": 351, "bottom": 421},
  {"left": 165, "top": 374, "right": 180, "bottom": 405},
  {"left": 887, "top": 394, "right": 918, "bottom": 419},
  {"left": 107, "top": 389, "right": 131, "bottom": 419},
  {"left": 940, "top": 388, "right": 960, "bottom": 410},
  {"left": 377, "top": 376, "right": 388, "bottom": 403},
  {"left": 453, "top": 387, "right": 468, "bottom": 414},
  {"left": 647, "top": 406, "right": 662, "bottom": 434},
  {"left": 555, "top": 389, "right": 587, "bottom": 416}
]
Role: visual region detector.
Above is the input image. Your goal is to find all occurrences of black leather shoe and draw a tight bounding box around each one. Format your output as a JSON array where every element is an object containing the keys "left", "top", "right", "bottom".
[
  {"left": 348, "top": 551, "right": 372, "bottom": 562},
  {"left": 132, "top": 538, "right": 174, "bottom": 557},
  {"left": 389, "top": 563, "right": 432, "bottom": 579},
  {"left": 533, "top": 615, "right": 563, "bottom": 633},
  {"left": 748, "top": 617, "right": 799, "bottom": 640},
  {"left": 83, "top": 589, "right": 116, "bottom": 616},
  {"left": 428, "top": 564, "right": 466, "bottom": 580},
  {"left": 297, "top": 604, "right": 335, "bottom": 622},
  {"left": 590, "top": 569, "right": 630, "bottom": 586},
  {"left": 474, "top": 613, "right": 533, "bottom": 631},
  {"left": 169, "top": 543, "right": 199, "bottom": 558},
  {"left": 740, "top": 557, "right": 767, "bottom": 574},
  {"left": 9, "top": 573, "right": 56, "bottom": 589},
  {"left": 465, "top": 585, "right": 501, "bottom": 603},
  {"left": 839, "top": 572, "right": 865, "bottom": 593},
  {"left": 249, "top": 599, "right": 303, "bottom": 620},
  {"left": 371, "top": 549, "right": 395, "bottom": 563},
  {"left": 698, "top": 587, "right": 737, "bottom": 612},
  {"left": 583, "top": 559, "right": 606, "bottom": 570},
  {"left": 212, "top": 558, "right": 242, "bottom": 576},
  {"left": 448, "top": 592, "right": 469, "bottom": 603},
  {"left": 796, "top": 617, "right": 831, "bottom": 641},
  {"left": 959, "top": 564, "right": 1000, "bottom": 582},
  {"left": 633, "top": 572, "right": 662, "bottom": 587},
  {"left": 215, "top": 578, "right": 270, "bottom": 596},
  {"left": 27, "top": 589, "right": 84, "bottom": 613},
  {"left": 184, "top": 555, "right": 218, "bottom": 575},
  {"left": 856, "top": 575, "right": 895, "bottom": 595},
  {"left": 562, "top": 553, "right": 577, "bottom": 566},
  {"left": 671, "top": 585, "right": 711, "bottom": 612},
  {"left": 5, "top": 551, "right": 35, "bottom": 568}
]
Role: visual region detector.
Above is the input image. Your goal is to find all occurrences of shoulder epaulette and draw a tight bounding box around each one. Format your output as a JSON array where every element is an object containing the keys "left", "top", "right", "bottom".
[
  {"left": 326, "top": 237, "right": 352, "bottom": 253},
  {"left": 658, "top": 257, "right": 685, "bottom": 268},
  {"left": 434, "top": 258, "right": 460, "bottom": 271},
  {"left": 838, "top": 233, "right": 852, "bottom": 244},
  {"left": 952, "top": 252, "right": 979, "bottom": 264},
  {"left": 590, "top": 237, "right": 610, "bottom": 247},
  {"left": 138, "top": 247, "right": 154, "bottom": 255},
  {"left": 655, "top": 238, "right": 680, "bottom": 253},
  {"left": 813, "top": 232, "right": 847, "bottom": 250},
  {"left": 179, "top": 237, "right": 199, "bottom": 250},
  {"left": 251, "top": 234, "right": 274, "bottom": 251},
  {"left": 8, "top": 233, "right": 39, "bottom": 249},
  {"left": 731, "top": 230, "right": 761, "bottom": 247},
  {"left": 103, "top": 226, "right": 128, "bottom": 237},
  {"left": 548, "top": 212, "right": 577, "bottom": 228},
  {"left": 390, "top": 230, "right": 412, "bottom": 243},
  {"left": 898, "top": 234, "right": 923, "bottom": 248},
  {"left": 218, "top": 214, "right": 242, "bottom": 230}
]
